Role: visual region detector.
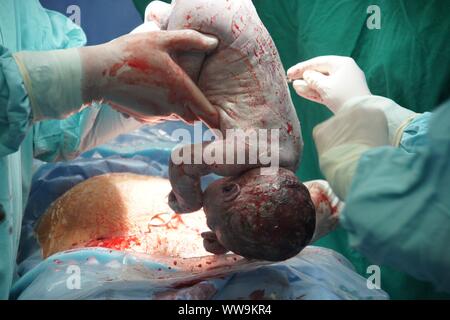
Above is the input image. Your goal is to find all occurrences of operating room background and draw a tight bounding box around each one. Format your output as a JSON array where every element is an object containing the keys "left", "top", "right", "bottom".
[{"left": 39, "top": 0, "right": 450, "bottom": 299}]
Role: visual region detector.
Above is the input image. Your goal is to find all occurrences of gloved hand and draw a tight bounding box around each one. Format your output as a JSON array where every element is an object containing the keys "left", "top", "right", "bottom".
[
  {"left": 13, "top": 30, "right": 219, "bottom": 127},
  {"left": 313, "top": 104, "right": 389, "bottom": 200},
  {"left": 305, "top": 180, "right": 344, "bottom": 243},
  {"left": 287, "top": 56, "right": 418, "bottom": 145},
  {"left": 287, "top": 56, "right": 372, "bottom": 113},
  {"left": 337, "top": 96, "right": 418, "bottom": 147}
]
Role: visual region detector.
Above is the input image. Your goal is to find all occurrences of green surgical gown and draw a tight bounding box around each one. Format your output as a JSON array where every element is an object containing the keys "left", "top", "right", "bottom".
[{"left": 341, "top": 101, "right": 450, "bottom": 294}]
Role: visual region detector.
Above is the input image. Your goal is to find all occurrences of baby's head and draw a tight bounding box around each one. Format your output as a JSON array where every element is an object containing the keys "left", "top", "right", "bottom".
[{"left": 202, "top": 168, "right": 316, "bottom": 261}]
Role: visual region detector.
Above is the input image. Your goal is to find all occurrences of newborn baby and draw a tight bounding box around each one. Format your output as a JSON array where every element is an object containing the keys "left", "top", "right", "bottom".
[
  {"left": 202, "top": 168, "right": 316, "bottom": 261},
  {"left": 147, "top": 0, "right": 310, "bottom": 260}
]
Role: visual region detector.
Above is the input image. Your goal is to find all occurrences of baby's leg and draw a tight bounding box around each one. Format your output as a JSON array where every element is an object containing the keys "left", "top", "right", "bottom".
[
  {"left": 169, "top": 139, "right": 260, "bottom": 213},
  {"left": 165, "top": 0, "right": 302, "bottom": 169},
  {"left": 168, "top": 134, "right": 296, "bottom": 213}
]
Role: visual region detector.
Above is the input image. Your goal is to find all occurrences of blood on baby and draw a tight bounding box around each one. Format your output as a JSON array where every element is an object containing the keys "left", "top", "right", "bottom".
[
  {"left": 287, "top": 122, "right": 293, "bottom": 135},
  {"left": 231, "top": 21, "right": 242, "bottom": 37}
]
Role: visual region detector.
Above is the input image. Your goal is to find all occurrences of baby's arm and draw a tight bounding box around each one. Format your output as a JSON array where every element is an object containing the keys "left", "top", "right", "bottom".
[
  {"left": 169, "top": 132, "right": 298, "bottom": 213},
  {"left": 168, "top": 139, "right": 260, "bottom": 213}
]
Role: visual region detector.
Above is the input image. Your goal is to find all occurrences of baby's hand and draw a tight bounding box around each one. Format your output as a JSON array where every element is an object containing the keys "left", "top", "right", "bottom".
[
  {"left": 305, "top": 180, "right": 344, "bottom": 243},
  {"left": 201, "top": 231, "right": 229, "bottom": 255},
  {"left": 287, "top": 56, "right": 371, "bottom": 113}
]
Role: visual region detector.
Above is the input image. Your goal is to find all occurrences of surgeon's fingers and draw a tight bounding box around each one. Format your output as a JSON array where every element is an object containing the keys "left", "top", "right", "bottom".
[
  {"left": 287, "top": 57, "right": 332, "bottom": 80},
  {"left": 163, "top": 30, "right": 219, "bottom": 54},
  {"left": 293, "top": 79, "right": 324, "bottom": 105},
  {"left": 145, "top": 0, "right": 172, "bottom": 30},
  {"left": 167, "top": 57, "right": 219, "bottom": 128},
  {"left": 303, "top": 70, "right": 329, "bottom": 95},
  {"left": 293, "top": 79, "right": 318, "bottom": 98},
  {"left": 287, "top": 55, "right": 354, "bottom": 81}
]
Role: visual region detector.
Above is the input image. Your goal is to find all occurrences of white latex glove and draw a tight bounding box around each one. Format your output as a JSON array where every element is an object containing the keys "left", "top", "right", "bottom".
[
  {"left": 287, "top": 56, "right": 371, "bottom": 113},
  {"left": 287, "top": 56, "right": 418, "bottom": 145},
  {"left": 313, "top": 104, "right": 389, "bottom": 200},
  {"left": 340, "top": 96, "right": 418, "bottom": 146},
  {"left": 305, "top": 180, "right": 344, "bottom": 243},
  {"left": 14, "top": 30, "right": 219, "bottom": 127}
]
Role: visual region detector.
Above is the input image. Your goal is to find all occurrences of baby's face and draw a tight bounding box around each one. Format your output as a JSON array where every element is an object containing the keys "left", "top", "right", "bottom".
[
  {"left": 202, "top": 176, "right": 243, "bottom": 230},
  {"left": 202, "top": 168, "right": 316, "bottom": 261}
]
